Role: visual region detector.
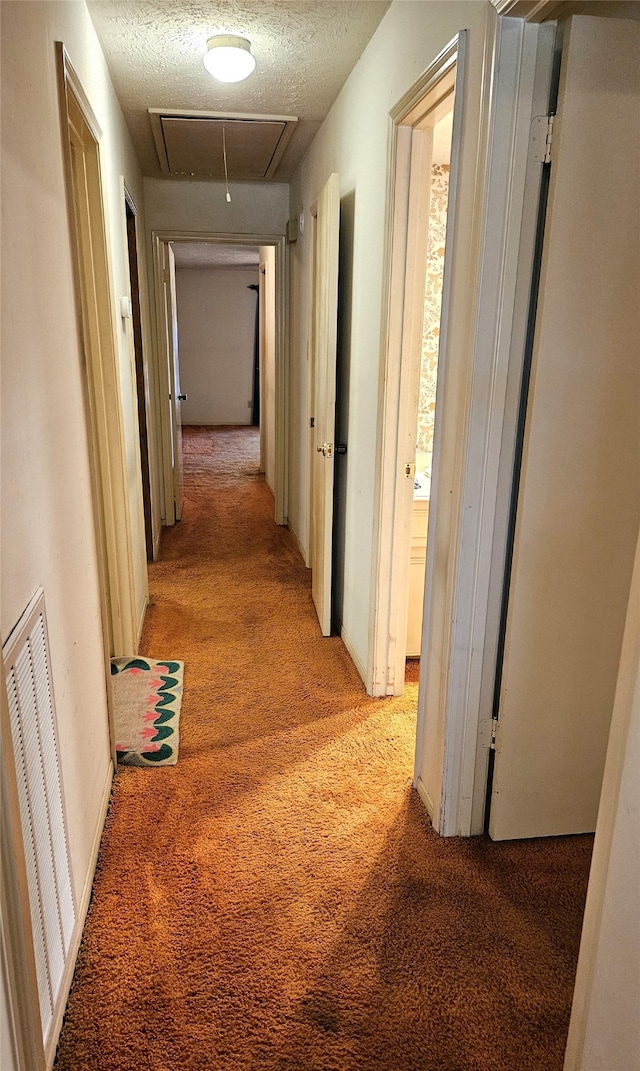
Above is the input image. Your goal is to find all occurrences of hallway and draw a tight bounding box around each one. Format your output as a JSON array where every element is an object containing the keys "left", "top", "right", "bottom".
[{"left": 53, "top": 427, "right": 593, "bottom": 1071}]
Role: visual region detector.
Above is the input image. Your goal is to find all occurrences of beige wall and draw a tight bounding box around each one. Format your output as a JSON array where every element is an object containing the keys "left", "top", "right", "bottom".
[
  {"left": 175, "top": 267, "right": 258, "bottom": 426},
  {"left": 288, "top": 0, "right": 493, "bottom": 673},
  {"left": 1, "top": 0, "right": 152, "bottom": 1051},
  {"left": 143, "top": 178, "right": 289, "bottom": 236}
]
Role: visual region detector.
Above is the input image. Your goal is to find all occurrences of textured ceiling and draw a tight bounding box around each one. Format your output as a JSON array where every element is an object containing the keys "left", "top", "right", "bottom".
[
  {"left": 87, "top": 1, "right": 391, "bottom": 181},
  {"left": 171, "top": 242, "right": 260, "bottom": 268}
]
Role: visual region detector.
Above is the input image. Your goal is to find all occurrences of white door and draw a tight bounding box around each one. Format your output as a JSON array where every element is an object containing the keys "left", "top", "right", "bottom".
[
  {"left": 160, "top": 242, "right": 184, "bottom": 524},
  {"left": 311, "top": 173, "right": 340, "bottom": 636},
  {"left": 489, "top": 16, "right": 640, "bottom": 840},
  {"left": 167, "top": 245, "right": 184, "bottom": 521}
]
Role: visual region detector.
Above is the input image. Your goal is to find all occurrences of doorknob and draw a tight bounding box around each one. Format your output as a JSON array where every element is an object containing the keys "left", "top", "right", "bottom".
[{"left": 316, "top": 442, "right": 333, "bottom": 458}]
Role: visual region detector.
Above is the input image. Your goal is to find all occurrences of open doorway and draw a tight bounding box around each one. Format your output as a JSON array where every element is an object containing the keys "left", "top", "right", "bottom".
[
  {"left": 406, "top": 109, "right": 453, "bottom": 665},
  {"left": 171, "top": 242, "right": 261, "bottom": 432},
  {"left": 370, "top": 37, "right": 461, "bottom": 701},
  {"left": 151, "top": 232, "right": 287, "bottom": 532}
]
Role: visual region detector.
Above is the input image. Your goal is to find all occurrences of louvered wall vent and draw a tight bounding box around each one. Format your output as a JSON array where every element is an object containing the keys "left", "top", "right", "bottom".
[
  {"left": 4, "top": 589, "right": 76, "bottom": 1046},
  {"left": 149, "top": 108, "right": 298, "bottom": 180}
]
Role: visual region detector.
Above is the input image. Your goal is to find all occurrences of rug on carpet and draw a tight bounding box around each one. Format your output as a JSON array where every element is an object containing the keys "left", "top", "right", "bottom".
[{"left": 110, "top": 657, "right": 183, "bottom": 766}]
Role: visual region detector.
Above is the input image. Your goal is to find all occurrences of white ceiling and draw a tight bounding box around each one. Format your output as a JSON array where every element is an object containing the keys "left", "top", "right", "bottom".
[
  {"left": 171, "top": 243, "right": 260, "bottom": 269},
  {"left": 87, "top": 1, "right": 391, "bottom": 181}
]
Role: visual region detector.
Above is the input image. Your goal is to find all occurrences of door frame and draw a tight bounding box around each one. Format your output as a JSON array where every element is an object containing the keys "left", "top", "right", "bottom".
[
  {"left": 430, "top": 17, "right": 556, "bottom": 837},
  {"left": 151, "top": 231, "right": 288, "bottom": 526},
  {"left": 258, "top": 245, "right": 278, "bottom": 492},
  {"left": 305, "top": 203, "right": 319, "bottom": 570},
  {"left": 258, "top": 258, "right": 267, "bottom": 474},
  {"left": 309, "top": 173, "right": 341, "bottom": 637},
  {"left": 370, "top": 19, "right": 556, "bottom": 836},
  {"left": 56, "top": 44, "right": 138, "bottom": 670},
  {"left": 155, "top": 240, "right": 184, "bottom": 524},
  {"left": 123, "top": 185, "right": 154, "bottom": 561},
  {"left": 369, "top": 36, "right": 462, "bottom": 702}
]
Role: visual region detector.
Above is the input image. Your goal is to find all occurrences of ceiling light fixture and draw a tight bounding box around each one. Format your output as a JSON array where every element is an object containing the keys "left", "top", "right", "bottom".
[{"left": 203, "top": 35, "right": 256, "bottom": 83}]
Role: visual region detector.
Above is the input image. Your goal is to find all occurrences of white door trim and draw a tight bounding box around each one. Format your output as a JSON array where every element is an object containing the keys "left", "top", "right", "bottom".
[
  {"left": 369, "top": 36, "right": 463, "bottom": 702},
  {"left": 150, "top": 232, "right": 288, "bottom": 526},
  {"left": 433, "top": 17, "right": 557, "bottom": 836},
  {"left": 304, "top": 204, "right": 319, "bottom": 570},
  {"left": 57, "top": 44, "right": 139, "bottom": 662},
  {"left": 490, "top": 0, "right": 563, "bottom": 20},
  {"left": 151, "top": 235, "right": 178, "bottom": 527},
  {"left": 370, "top": 16, "right": 557, "bottom": 836}
]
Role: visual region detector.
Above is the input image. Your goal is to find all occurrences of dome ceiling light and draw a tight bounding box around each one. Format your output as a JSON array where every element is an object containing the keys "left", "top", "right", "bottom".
[{"left": 203, "top": 35, "right": 256, "bottom": 83}]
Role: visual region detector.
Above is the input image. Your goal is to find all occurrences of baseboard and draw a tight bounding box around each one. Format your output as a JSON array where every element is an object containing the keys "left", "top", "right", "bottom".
[
  {"left": 415, "top": 775, "right": 436, "bottom": 825},
  {"left": 136, "top": 594, "right": 149, "bottom": 651},
  {"left": 288, "top": 523, "right": 309, "bottom": 569},
  {"left": 340, "top": 626, "right": 368, "bottom": 691},
  {"left": 45, "top": 759, "right": 114, "bottom": 1070}
]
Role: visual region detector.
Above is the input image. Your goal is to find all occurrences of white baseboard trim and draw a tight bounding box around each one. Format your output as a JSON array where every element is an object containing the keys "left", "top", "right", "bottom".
[
  {"left": 136, "top": 595, "right": 149, "bottom": 652},
  {"left": 340, "top": 626, "right": 368, "bottom": 691},
  {"left": 288, "top": 523, "right": 309, "bottom": 569},
  {"left": 415, "top": 775, "right": 436, "bottom": 826},
  {"left": 45, "top": 759, "right": 114, "bottom": 1070}
]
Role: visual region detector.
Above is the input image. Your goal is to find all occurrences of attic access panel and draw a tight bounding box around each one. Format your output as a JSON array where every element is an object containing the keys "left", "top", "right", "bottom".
[{"left": 149, "top": 109, "right": 297, "bottom": 181}]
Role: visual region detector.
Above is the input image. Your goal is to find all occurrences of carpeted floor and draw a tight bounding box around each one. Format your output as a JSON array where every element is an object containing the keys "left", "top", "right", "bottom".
[{"left": 54, "top": 425, "right": 593, "bottom": 1071}]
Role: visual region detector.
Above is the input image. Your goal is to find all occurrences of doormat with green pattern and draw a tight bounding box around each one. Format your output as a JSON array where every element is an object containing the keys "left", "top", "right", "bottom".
[{"left": 110, "top": 657, "right": 184, "bottom": 766}]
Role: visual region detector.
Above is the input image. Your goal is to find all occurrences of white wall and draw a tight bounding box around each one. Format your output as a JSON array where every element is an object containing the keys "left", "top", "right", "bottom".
[
  {"left": 1, "top": 0, "right": 152, "bottom": 1054},
  {"left": 175, "top": 268, "right": 258, "bottom": 426},
  {"left": 1, "top": 0, "right": 151, "bottom": 888},
  {"left": 564, "top": 529, "right": 640, "bottom": 1070},
  {"left": 288, "top": 0, "right": 493, "bottom": 676},
  {"left": 143, "top": 178, "right": 289, "bottom": 236}
]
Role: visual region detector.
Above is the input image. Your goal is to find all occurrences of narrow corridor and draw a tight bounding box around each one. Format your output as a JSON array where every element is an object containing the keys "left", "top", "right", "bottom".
[{"left": 54, "top": 426, "right": 593, "bottom": 1071}]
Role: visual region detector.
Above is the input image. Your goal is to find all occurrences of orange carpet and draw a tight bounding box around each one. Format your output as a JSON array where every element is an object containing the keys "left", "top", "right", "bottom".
[{"left": 54, "top": 425, "right": 593, "bottom": 1071}]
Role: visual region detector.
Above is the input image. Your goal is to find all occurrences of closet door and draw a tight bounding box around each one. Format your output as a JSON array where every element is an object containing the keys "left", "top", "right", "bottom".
[
  {"left": 311, "top": 173, "right": 340, "bottom": 636},
  {"left": 489, "top": 15, "right": 640, "bottom": 840}
]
